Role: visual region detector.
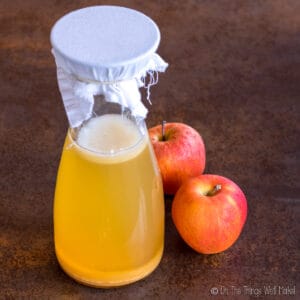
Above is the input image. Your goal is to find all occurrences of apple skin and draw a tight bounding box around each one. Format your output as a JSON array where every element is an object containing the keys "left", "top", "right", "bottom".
[
  {"left": 148, "top": 123, "right": 206, "bottom": 195},
  {"left": 171, "top": 174, "right": 247, "bottom": 254}
]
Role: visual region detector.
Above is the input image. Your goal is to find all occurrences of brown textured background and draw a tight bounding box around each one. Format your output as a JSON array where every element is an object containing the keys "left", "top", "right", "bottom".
[{"left": 0, "top": 0, "right": 299, "bottom": 299}]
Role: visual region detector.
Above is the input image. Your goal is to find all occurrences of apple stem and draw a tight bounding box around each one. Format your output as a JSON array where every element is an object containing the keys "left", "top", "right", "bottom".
[
  {"left": 162, "top": 120, "right": 166, "bottom": 141},
  {"left": 207, "top": 184, "right": 222, "bottom": 196}
]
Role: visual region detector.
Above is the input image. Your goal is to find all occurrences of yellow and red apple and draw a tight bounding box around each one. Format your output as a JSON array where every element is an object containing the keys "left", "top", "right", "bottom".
[
  {"left": 172, "top": 174, "right": 247, "bottom": 254},
  {"left": 148, "top": 122, "right": 206, "bottom": 195}
]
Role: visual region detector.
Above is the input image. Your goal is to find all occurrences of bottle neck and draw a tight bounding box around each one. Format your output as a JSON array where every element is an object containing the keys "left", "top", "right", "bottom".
[{"left": 56, "top": 67, "right": 148, "bottom": 129}]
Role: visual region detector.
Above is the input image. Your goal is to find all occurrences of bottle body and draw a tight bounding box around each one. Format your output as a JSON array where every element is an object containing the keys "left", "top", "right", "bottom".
[{"left": 54, "top": 114, "right": 164, "bottom": 287}]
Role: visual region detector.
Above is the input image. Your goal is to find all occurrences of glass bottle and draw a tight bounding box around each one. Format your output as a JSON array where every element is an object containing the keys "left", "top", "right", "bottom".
[{"left": 50, "top": 6, "right": 168, "bottom": 287}]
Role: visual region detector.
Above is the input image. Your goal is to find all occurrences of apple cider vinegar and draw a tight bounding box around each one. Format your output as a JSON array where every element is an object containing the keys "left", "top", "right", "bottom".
[
  {"left": 54, "top": 114, "right": 164, "bottom": 287},
  {"left": 51, "top": 5, "right": 168, "bottom": 287}
]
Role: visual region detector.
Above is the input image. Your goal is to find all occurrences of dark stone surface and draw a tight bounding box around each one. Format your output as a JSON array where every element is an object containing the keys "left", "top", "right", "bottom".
[{"left": 0, "top": 0, "right": 299, "bottom": 299}]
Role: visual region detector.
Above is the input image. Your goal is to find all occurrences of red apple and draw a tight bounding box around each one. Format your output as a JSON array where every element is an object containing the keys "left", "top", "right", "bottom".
[
  {"left": 172, "top": 174, "right": 247, "bottom": 254},
  {"left": 148, "top": 122, "right": 206, "bottom": 195}
]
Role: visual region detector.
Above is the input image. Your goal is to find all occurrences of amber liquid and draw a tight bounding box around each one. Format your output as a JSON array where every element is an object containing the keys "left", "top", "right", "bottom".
[{"left": 54, "top": 115, "right": 164, "bottom": 287}]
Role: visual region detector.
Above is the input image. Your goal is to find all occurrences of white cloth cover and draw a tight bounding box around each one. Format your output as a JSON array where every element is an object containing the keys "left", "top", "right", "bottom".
[{"left": 51, "top": 6, "right": 168, "bottom": 127}]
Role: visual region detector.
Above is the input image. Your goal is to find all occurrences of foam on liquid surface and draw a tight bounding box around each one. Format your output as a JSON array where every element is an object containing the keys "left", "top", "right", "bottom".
[{"left": 77, "top": 114, "right": 141, "bottom": 153}]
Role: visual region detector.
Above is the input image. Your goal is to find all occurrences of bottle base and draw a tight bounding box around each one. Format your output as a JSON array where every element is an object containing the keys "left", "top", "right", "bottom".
[{"left": 55, "top": 245, "right": 163, "bottom": 288}]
